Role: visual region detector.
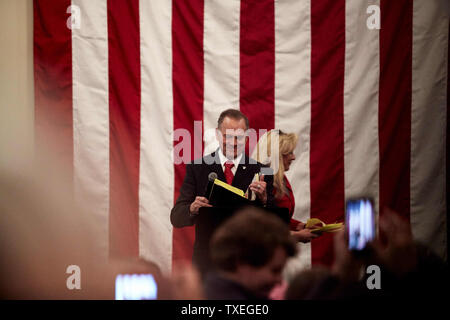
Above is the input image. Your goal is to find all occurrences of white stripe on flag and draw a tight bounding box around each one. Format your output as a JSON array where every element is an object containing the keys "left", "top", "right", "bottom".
[
  {"left": 139, "top": 0, "right": 174, "bottom": 273},
  {"left": 274, "top": 0, "right": 312, "bottom": 277},
  {"left": 343, "top": 0, "right": 380, "bottom": 210},
  {"left": 72, "top": 0, "right": 110, "bottom": 259},
  {"left": 203, "top": 0, "right": 241, "bottom": 155},
  {"left": 410, "top": 0, "right": 448, "bottom": 259}
]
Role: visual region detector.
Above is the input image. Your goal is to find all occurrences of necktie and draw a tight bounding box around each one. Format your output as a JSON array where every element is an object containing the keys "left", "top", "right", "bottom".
[{"left": 224, "top": 161, "right": 234, "bottom": 185}]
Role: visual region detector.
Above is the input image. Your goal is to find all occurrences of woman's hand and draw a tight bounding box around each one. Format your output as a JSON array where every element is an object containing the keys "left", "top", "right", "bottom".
[
  {"left": 291, "top": 228, "right": 320, "bottom": 243},
  {"left": 292, "top": 221, "right": 323, "bottom": 243},
  {"left": 295, "top": 222, "right": 306, "bottom": 231}
]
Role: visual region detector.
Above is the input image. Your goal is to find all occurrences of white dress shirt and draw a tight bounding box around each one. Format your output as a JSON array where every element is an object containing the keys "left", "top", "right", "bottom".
[{"left": 217, "top": 148, "right": 243, "bottom": 176}]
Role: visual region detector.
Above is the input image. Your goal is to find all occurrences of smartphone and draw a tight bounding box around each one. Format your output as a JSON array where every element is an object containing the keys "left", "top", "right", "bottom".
[
  {"left": 345, "top": 197, "right": 376, "bottom": 252},
  {"left": 115, "top": 274, "right": 157, "bottom": 300}
]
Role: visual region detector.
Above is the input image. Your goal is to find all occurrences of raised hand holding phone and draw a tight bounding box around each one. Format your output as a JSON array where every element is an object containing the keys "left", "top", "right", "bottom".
[{"left": 345, "top": 197, "right": 376, "bottom": 253}]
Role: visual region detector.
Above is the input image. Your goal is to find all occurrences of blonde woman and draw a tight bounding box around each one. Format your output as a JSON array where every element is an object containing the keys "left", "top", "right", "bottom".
[{"left": 252, "top": 130, "right": 320, "bottom": 243}]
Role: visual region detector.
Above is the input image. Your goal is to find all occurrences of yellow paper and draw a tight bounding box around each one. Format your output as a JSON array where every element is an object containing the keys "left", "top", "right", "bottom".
[
  {"left": 306, "top": 218, "right": 343, "bottom": 233},
  {"left": 213, "top": 179, "right": 246, "bottom": 198},
  {"left": 245, "top": 173, "right": 259, "bottom": 201}
]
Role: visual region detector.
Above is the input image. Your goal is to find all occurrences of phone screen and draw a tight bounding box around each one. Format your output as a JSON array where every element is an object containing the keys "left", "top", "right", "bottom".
[
  {"left": 115, "top": 274, "right": 158, "bottom": 300},
  {"left": 346, "top": 198, "right": 375, "bottom": 251}
]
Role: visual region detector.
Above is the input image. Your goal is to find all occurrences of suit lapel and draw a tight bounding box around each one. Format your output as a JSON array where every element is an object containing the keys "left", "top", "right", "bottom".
[
  {"left": 208, "top": 151, "right": 226, "bottom": 182},
  {"left": 233, "top": 154, "right": 255, "bottom": 190}
]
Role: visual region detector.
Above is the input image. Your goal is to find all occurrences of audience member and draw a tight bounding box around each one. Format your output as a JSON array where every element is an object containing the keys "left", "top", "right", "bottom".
[
  {"left": 286, "top": 208, "right": 449, "bottom": 300},
  {"left": 205, "top": 207, "right": 297, "bottom": 299},
  {"left": 0, "top": 150, "right": 180, "bottom": 300}
]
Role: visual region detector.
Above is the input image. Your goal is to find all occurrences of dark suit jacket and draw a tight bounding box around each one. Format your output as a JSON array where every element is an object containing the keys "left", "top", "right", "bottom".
[{"left": 170, "top": 150, "right": 274, "bottom": 273}]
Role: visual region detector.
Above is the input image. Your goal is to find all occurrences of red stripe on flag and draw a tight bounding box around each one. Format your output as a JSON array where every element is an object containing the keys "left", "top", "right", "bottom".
[
  {"left": 34, "top": 0, "right": 73, "bottom": 178},
  {"left": 172, "top": 0, "right": 205, "bottom": 265},
  {"left": 379, "top": 0, "right": 412, "bottom": 220},
  {"left": 240, "top": 0, "right": 275, "bottom": 143},
  {"left": 310, "top": 0, "right": 346, "bottom": 266},
  {"left": 107, "top": 0, "right": 141, "bottom": 257}
]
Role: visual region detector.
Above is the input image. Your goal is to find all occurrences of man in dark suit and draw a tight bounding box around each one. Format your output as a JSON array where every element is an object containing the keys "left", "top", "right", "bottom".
[{"left": 170, "top": 109, "right": 275, "bottom": 274}]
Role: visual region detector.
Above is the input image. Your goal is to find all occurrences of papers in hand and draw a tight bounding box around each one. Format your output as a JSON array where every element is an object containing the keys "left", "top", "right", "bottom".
[
  {"left": 305, "top": 218, "right": 343, "bottom": 233},
  {"left": 206, "top": 178, "right": 251, "bottom": 207},
  {"left": 212, "top": 179, "right": 245, "bottom": 198}
]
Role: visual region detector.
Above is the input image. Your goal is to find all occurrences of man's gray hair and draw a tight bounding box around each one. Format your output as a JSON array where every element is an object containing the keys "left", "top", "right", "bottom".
[{"left": 217, "top": 109, "right": 249, "bottom": 130}]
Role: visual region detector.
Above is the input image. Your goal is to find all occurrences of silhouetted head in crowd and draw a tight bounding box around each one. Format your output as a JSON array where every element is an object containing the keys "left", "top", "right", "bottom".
[
  {"left": 0, "top": 158, "right": 104, "bottom": 299},
  {"left": 286, "top": 208, "right": 449, "bottom": 300},
  {"left": 0, "top": 151, "right": 181, "bottom": 299},
  {"left": 209, "top": 207, "right": 297, "bottom": 298},
  {"left": 285, "top": 267, "right": 340, "bottom": 300}
]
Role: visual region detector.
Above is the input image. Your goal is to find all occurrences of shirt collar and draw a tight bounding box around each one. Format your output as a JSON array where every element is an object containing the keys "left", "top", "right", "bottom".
[{"left": 217, "top": 148, "right": 243, "bottom": 168}]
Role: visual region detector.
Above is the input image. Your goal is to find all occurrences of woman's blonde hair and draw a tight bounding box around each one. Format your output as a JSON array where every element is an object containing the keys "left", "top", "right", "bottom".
[{"left": 252, "top": 130, "right": 298, "bottom": 199}]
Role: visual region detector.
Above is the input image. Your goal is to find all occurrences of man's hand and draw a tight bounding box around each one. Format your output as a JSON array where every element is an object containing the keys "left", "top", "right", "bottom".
[
  {"left": 332, "top": 230, "right": 364, "bottom": 282},
  {"left": 368, "top": 208, "right": 417, "bottom": 276},
  {"left": 249, "top": 174, "right": 267, "bottom": 204},
  {"left": 189, "top": 196, "right": 212, "bottom": 216}
]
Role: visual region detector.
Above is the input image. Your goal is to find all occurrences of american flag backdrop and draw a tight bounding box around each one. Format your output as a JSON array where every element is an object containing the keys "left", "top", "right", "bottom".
[{"left": 34, "top": 0, "right": 449, "bottom": 274}]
